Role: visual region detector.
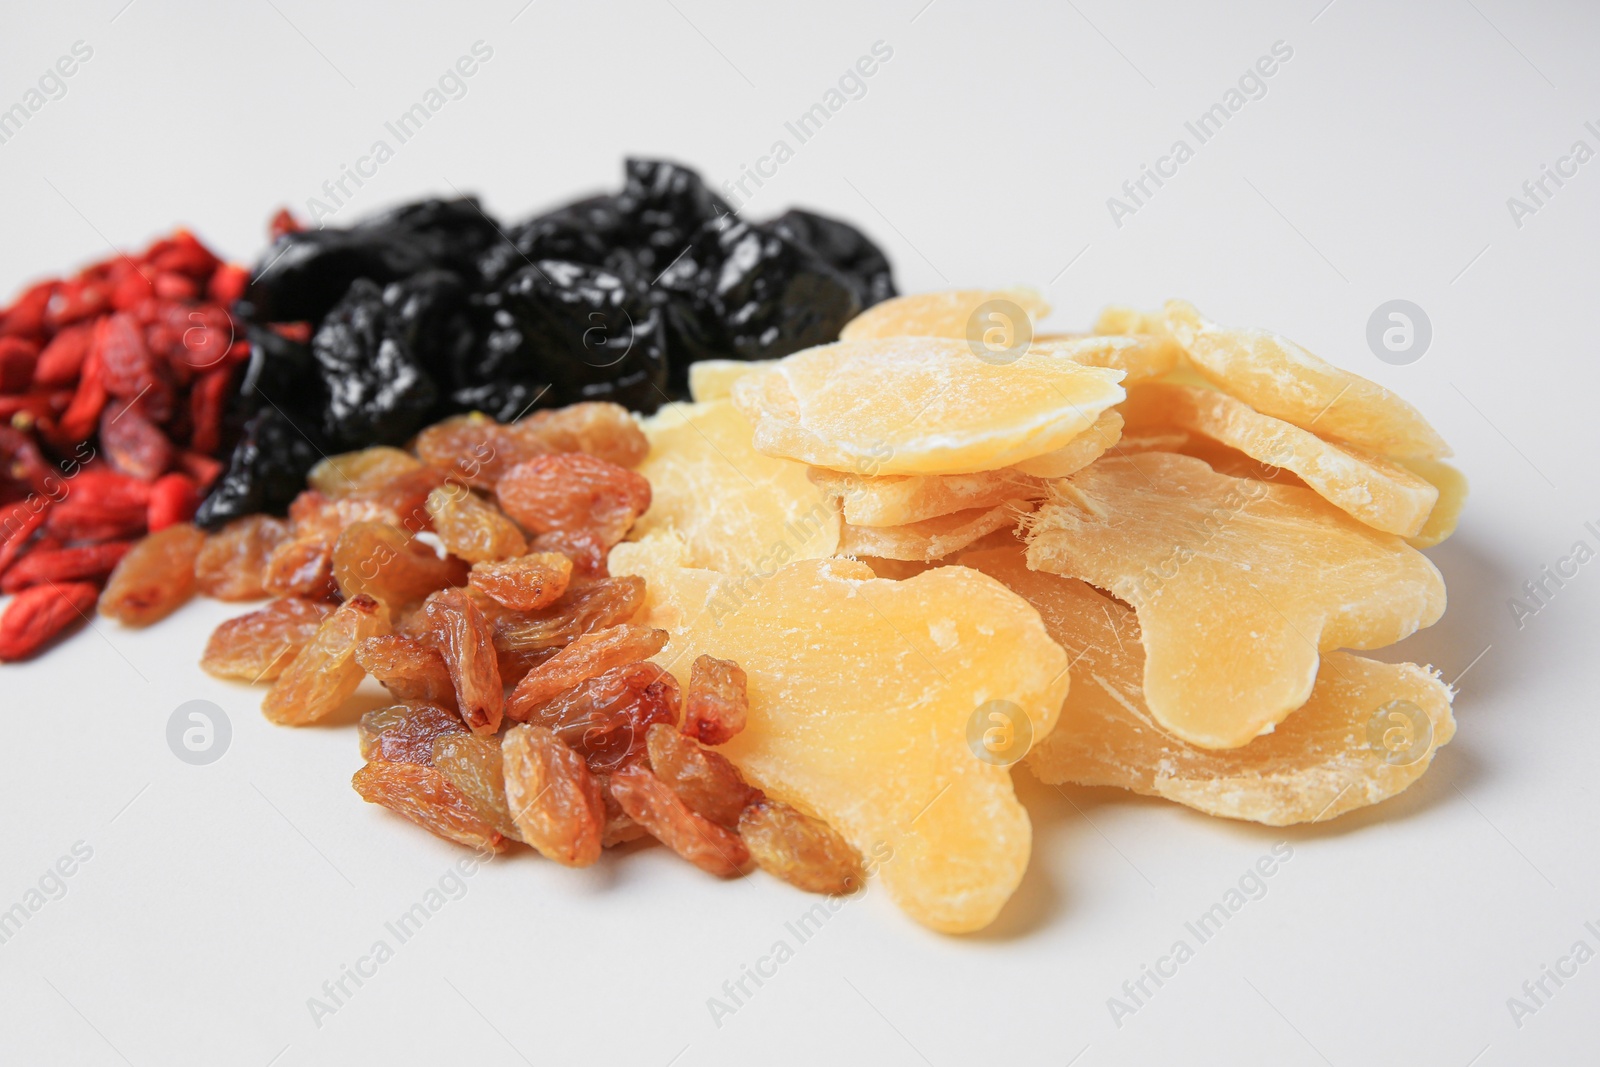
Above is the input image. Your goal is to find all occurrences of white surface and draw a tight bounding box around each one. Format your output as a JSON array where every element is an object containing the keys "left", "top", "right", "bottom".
[{"left": 2, "top": 1, "right": 1598, "bottom": 1064}]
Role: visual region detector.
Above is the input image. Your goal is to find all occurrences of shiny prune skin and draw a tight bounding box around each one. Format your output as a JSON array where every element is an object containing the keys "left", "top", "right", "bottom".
[
  {"left": 614, "top": 158, "right": 733, "bottom": 271},
  {"left": 765, "top": 208, "right": 897, "bottom": 308},
  {"left": 313, "top": 279, "right": 439, "bottom": 449},
  {"left": 478, "top": 195, "right": 630, "bottom": 289},
  {"left": 194, "top": 408, "right": 323, "bottom": 528},
  {"left": 381, "top": 270, "right": 481, "bottom": 390}
]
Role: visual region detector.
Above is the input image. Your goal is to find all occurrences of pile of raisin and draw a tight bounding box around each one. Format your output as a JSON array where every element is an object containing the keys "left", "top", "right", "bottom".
[{"left": 200, "top": 159, "right": 896, "bottom": 529}]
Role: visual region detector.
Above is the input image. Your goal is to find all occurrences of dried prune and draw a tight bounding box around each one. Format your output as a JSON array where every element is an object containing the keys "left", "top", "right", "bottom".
[
  {"left": 610, "top": 764, "right": 749, "bottom": 878},
  {"left": 645, "top": 723, "right": 759, "bottom": 829},
  {"left": 467, "top": 552, "right": 571, "bottom": 611},
  {"left": 501, "top": 725, "right": 604, "bottom": 866},
  {"left": 358, "top": 702, "right": 466, "bottom": 765},
  {"left": 764, "top": 208, "right": 897, "bottom": 309},
  {"left": 496, "top": 453, "right": 650, "bottom": 546},
  {"left": 194, "top": 407, "right": 323, "bottom": 529},
  {"left": 433, "top": 732, "right": 522, "bottom": 842},
  {"left": 262, "top": 593, "right": 389, "bottom": 725},
  {"left": 506, "top": 624, "right": 669, "bottom": 719},
  {"left": 520, "top": 661, "right": 680, "bottom": 773},
  {"left": 312, "top": 280, "right": 438, "bottom": 449},
  {"left": 427, "top": 485, "right": 527, "bottom": 563},
  {"left": 195, "top": 515, "right": 289, "bottom": 600},
  {"left": 355, "top": 635, "right": 458, "bottom": 710},
  {"left": 739, "top": 798, "right": 865, "bottom": 896},
  {"left": 682, "top": 654, "right": 749, "bottom": 746},
  {"left": 419, "top": 588, "right": 503, "bottom": 736},
  {"left": 200, "top": 597, "right": 333, "bottom": 682},
  {"left": 352, "top": 760, "right": 509, "bottom": 853},
  {"left": 100, "top": 523, "right": 205, "bottom": 626}
]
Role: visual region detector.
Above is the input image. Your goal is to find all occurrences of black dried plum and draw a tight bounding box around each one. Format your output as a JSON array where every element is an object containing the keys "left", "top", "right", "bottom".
[
  {"left": 765, "top": 209, "right": 897, "bottom": 308},
  {"left": 478, "top": 195, "right": 629, "bottom": 288},
  {"left": 312, "top": 279, "right": 438, "bottom": 448},
  {"left": 381, "top": 270, "right": 481, "bottom": 389},
  {"left": 194, "top": 407, "right": 323, "bottom": 528},
  {"left": 614, "top": 158, "right": 733, "bottom": 272}
]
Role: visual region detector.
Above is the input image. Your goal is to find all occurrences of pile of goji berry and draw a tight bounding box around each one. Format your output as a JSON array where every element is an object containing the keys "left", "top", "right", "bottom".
[{"left": 0, "top": 230, "right": 248, "bottom": 660}]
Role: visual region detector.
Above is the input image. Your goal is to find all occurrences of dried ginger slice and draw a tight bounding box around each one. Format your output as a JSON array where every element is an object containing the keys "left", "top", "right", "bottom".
[
  {"left": 1398, "top": 458, "right": 1468, "bottom": 549},
  {"left": 1024, "top": 453, "right": 1445, "bottom": 749},
  {"left": 1164, "top": 300, "right": 1451, "bottom": 459},
  {"left": 688, "top": 359, "right": 776, "bottom": 402},
  {"left": 838, "top": 287, "right": 1049, "bottom": 342},
  {"left": 959, "top": 542, "right": 1455, "bottom": 824},
  {"left": 1121, "top": 382, "right": 1439, "bottom": 537},
  {"left": 839, "top": 501, "right": 1032, "bottom": 563},
  {"left": 608, "top": 532, "right": 1069, "bottom": 934},
  {"left": 731, "top": 337, "right": 1125, "bottom": 476},
  {"left": 630, "top": 398, "right": 839, "bottom": 574}
]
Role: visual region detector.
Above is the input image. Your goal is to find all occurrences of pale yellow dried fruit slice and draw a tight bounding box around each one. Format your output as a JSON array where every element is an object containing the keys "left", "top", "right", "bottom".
[
  {"left": 731, "top": 338, "right": 1125, "bottom": 476},
  {"left": 1164, "top": 300, "right": 1450, "bottom": 459},
  {"left": 631, "top": 398, "right": 839, "bottom": 574},
  {"left": 688, "top": 359, "right": 776, "bottom": 402},
  {"left": 1010, "top": 409, "right": 1124, "bottom": 477},
  {"left": 839, "top": 287, "right": 1049, "bottom": 342},
  {"left": 1032, "top": 334, "right": 1178, "bottom": 385},
  {"left": 1122, "top": 382, "right": 1439, "bottom": 537},
  {"left": 959, "top": 543, "right": 1455, "bottom": 824},
  {"left": 811, "top": 467, "right": 1043, "bottom": 528},
  {"left": 609, "top": 533, "right": 1070, "bottom": 934},
  {"left": 1115, "top": 427, "right": 1310, "bottom": 486},
  {"left": 1025, "top": 452, "right": 1445, "bottom": 749},
  {"left": 838, "top": 501, "right": 1033, "bottom": 563},
  {"left": 1093, "top": 304, "right": 1188, "bottom": 372},
  {"left": 1398, "top": 458, "right": 1468, "bottom": 549}
]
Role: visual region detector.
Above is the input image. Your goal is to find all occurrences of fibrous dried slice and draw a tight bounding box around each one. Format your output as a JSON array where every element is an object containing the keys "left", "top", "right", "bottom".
[
  {"left": 358, "top": 702, "right": 466, "bottom": 766},
  {"left": 645, "top": 723, "right": 759, "bottom": 828},
  {"left": 426, "top": 485, "right": 527, "bottom": 563},
  {"left": 631, "top": 398, "right": 840, "bottom": 574},
  {"left": 958, "top": 543, "right": 1456, "bottom": 824},
  {"left": 419, "top": 588, "right": 503, "bottom": 736},
  {"left": 195, "top": 515, "right": 289, "bottom": 601},
  {"left": 355, "top": 635, "right": 458, "bottom": 709},
  {"left": 731, "top": 337, "right": 1125, "bottom": 476},
  {"left": 1121, "top": 382, "right": 1439, "bottom": 537},
  {"left": 432, "top": 732, "right": 522, "bottom": 842},
  {"left": 506, "top": 624, "right": 669, "bottom": 720},
  {"left": 331, "top": 521, "right": 467, "bottom": 608},
  {"left": 837, "top": 501, "right": 1031, "bottom": 563},
  {"left": 687, "top": 359, "right": 776, "bottom": 403},
  {"left": 1032, "top": 334, "right": 1178, "bottom": 385},
  {"left": 1398, "top": 458, "right": 1468, "bottom": 549},
  {"left": 100, "top": 523, "right": 205, "bottom": 626},
  {"left": 201, "top": 598, "right": 333, "bottom": 682},
  {"left": 682, "top": 654, "right": 748, "bottom": 746},
  {"left": 838, "top": 287, "right": 1049, "bottom": 342},
  {"left": 1164, "top": 300, "right": 1451, "bottom": 459},
  {"left": 1024, "top": 453, "right": 1445, "bottom": 749},
  {"left": 352, "top": 760, "right": 509, "bottom": 853},
  {"left": 740, "top": 798, "right": 865, "bottom": 895},
  {"left": 262, "top": 594, "right": 390, "bottom": 725},
  {"left": 610, "top": 764, "right": 750, "bottom": 878},
  {"left": 468, "top": 552, "right": 573, "bottom": 612},
  {"left": 501, "top": 725, "right": 605, "bottom": 866},
  {"left": 609, "top": 534, "right": 1069, "bottom": 933}
]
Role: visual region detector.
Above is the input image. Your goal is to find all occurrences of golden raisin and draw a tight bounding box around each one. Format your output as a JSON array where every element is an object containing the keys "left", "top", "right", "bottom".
[
  {"left": 195, "top": 515, "right": 289, "bottom": 601},
  {"left": 739, "top": 798, "right": 865, "bottom": 896},
  {"left": 433, "top": 732, "right": 521, "bottom": 842},
  {"left": 610, "top": 764, "right": 750, "bottom": 878},
  {"left": 358, "top": 702, "right": 466, "bottom": 765},
  {"left": 200, "top": 597, "right": 333, "bottom": 682},
  {"left": 527, "top": 662, "right": 682, "bottom": 773},
  {"left": 100, "top": 523, "right": 205, "bottom": 627},
  {"left": 420, "top": 588, "right": 503, "bottom": 736},
  {"left": 355, "top": 635, "right": 458, "bottom": 709},
  {"left": 645, "top": 723, "right": 760, "bottom": 829},
  {"left": 501, "top": 725, "right": 605, "bottom": 866},
  {"left": 308, "top": 447, "right": 423, "bottom": 497},
  {"left": 683, "top": 654, "right": 749, "bottom": 746},
  {"left": 262, "top": 594, "right": 390, "bottom": 726},
  {"left": 493, "top": 576, "right": 645, "bottom": 654},
  {"left": 331, "top": 521, "right": 467, "bottom": 608},
  {"left": 352, "top": 760, "right": 509, "bottom": 852},
  {"left": 468, "top": 552, "right": 572, "bottom": 612},
  {"left": 426, "top": 484, "right": 527, "bottom": 563},
  {"left": 514, "top": 402, "right": 649, "bottom": 468},
  {"left": 415, "top": 413, "right": 548, "bottom": 488},
  {"left": 496, "top": 453, "right": 651, "bottom": 547},
  {"left": 506, "top": 624, "right": 669, "bottom": 720}
]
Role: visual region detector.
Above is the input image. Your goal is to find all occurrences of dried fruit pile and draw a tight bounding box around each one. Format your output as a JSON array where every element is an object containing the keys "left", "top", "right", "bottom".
[
  {"left": 0, "top": 230, "right": 247, "bottom": 660},
  {"left": 199, "top": 158, "right": 896, "bottom": 528}
]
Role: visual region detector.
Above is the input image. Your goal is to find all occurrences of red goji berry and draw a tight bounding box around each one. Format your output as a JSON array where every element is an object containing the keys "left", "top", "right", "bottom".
[
  {"left": 0, "top": 500, "right": 50, "bottom": 576},
  {"left": 54, "top": 345, "right": 107, "bottom": 446},
  {"left": 177, "top": 450, "right": 223, "bottom": 489},
  {"left": 146, "top": 472, "right": 198, "bottom": 531},
  {"left": 269, "top": 321, "right": 312, "bottom": 343},
  {"left": 1, "top": 281, "right": 56, "bottom": 341},
  {"left": 0, "top": 581, "right": 99, "bottom": 661},
  {"left": 152, "top": 272, "right": 198, "bottom": 301},
  {"left": 33, "top": 322, "right": 93, "bottom": 387},
  {"left": 1, "top": 541, "right": 132, "bottom": 593},
  {"left": 188, "top": 366, "right": 233, "bottom": 455},
  {"left": 268, "top": 208, "right": 303, "bottom": 241},
  {"left": 43, "top": 278, "right": 109, "bottom": 331},
  {"left": 149, "top": 230, "right": 219, "bottom": 279},
  {"left": 100, "top": 400, "right": 173, "bottom": 482},
  {"left": 208, "top": 263, "right": 249, "bottom": 306},
  {"left": 0, "top": 425, "right": 53, "bottom": 497},
  {"left": 109, "top": 268, "right": 155, "bottom": 311}
]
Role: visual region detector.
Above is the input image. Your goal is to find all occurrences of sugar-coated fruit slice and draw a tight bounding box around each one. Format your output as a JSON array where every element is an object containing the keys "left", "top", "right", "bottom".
[
  {"left": 810, "top": 466, "right": 1044, "bottom": 529},
  {"left": 1032, "top": 334, "right": 1178, "bottom": 385},
  {"left": 608, "top": 532, "right": 1070, "bottom": 934},
  {"left": 838, "top": 287, "right": 1049, "bottom": 342},
  {"left": 687, "top": 359, "right": 776, "bottom": 402},
  {"left": 838, "top": 501, "right": 1032, "bottom": 563},
  {"left": 1397, "top": 457, "right": 1468, "bottom": 549},
  {"left": 1008, "top": 410, "right": 1124, "bottom": 477},
  {"left": 1122, "top": 382, "right": 1439, "bottom": 537},
  {"left": 1164, "top": 300, "right": 1451, "bottom": 459},
  {"left": 731, "top": 337, "right": 1126, "bottom": 476},
  {"left": 1025, "top": 453, "right": 1445, "bottom": 749},
  {"left": 631, "top": 398, "right": 839, "bottom": 575},
  {"left": 960, "top": 542, "right": 1455, "bottom": 824}
]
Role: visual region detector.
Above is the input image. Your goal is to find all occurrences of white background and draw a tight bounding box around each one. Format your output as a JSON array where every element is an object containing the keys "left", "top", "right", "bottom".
[{"left": 2, "top": 1, "right": 1598, "bottom": 1064}]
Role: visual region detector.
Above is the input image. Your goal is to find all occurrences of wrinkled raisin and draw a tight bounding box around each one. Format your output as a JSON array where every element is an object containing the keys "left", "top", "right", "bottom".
[
  {"left": 514, "top": 401, "right": 648, "bottom": 468},
  {"left": 415, "top": 413, "right": 547, "bottom": 488},
  {"left": 358, "top": 702, "right": 465, "bottom": 765},
  {"left": 468, "top": 552, "right": 571, "bottom": 611},
  {"left": 262, "top": 594, "right": 389, "bottom": 725},
  {"left": 645, "top": 723, "right": 760, "bottom": 829},
  {"left": 501, "top": 725, "right": 604, "bottom": 867},
  {"left": 355, "top": 634, "right": 458, "bottom": 710},
  {"left": 352, "top": 760, "right": 509, "bottom": 852},
  {"left": 506, "top": 624, "right": 668, "bottom": 719},
  {"left": 610, "top": 764, "right": 750, "bottom": 878},
  {"left": 523, "top": 661, "right": 680, "bottom": 774},
  {"left": 100, "top": 523, "right": 204, "bottom": 626},
  {"left": 195, "top": 515, "right": 289, "bottom": 600},
  {"left": 739, "top": 798, "right": 865, "bottom": 896},
  {"left": 419, "top": 588, "right": 503, "bottom": 736},
  {"left": 308, "top": 446, "right": 422, "bottom": 497},
  {"left": 683, "top": 654, "right": 749, "bottom": 746},
  {"left": 426, "top": 484, "right": 526, "bottom": 563},
  {"left": 496, "top": 453, "right": 650, "bottom": 547},
  {"left": 261, "top": 534, "right": 335, "bottom": 599},
  {"left": 433, "top": 732, "right": 522, "bottom": 843},
  {"left": 331, "top": 520, "right": 466, "bottom": 608},
  {"left": 200, "top": 597, "right": 333, "bottom": 681},
  {"left": 493, "top": 575, "right": 644, "bottom": 654}
]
